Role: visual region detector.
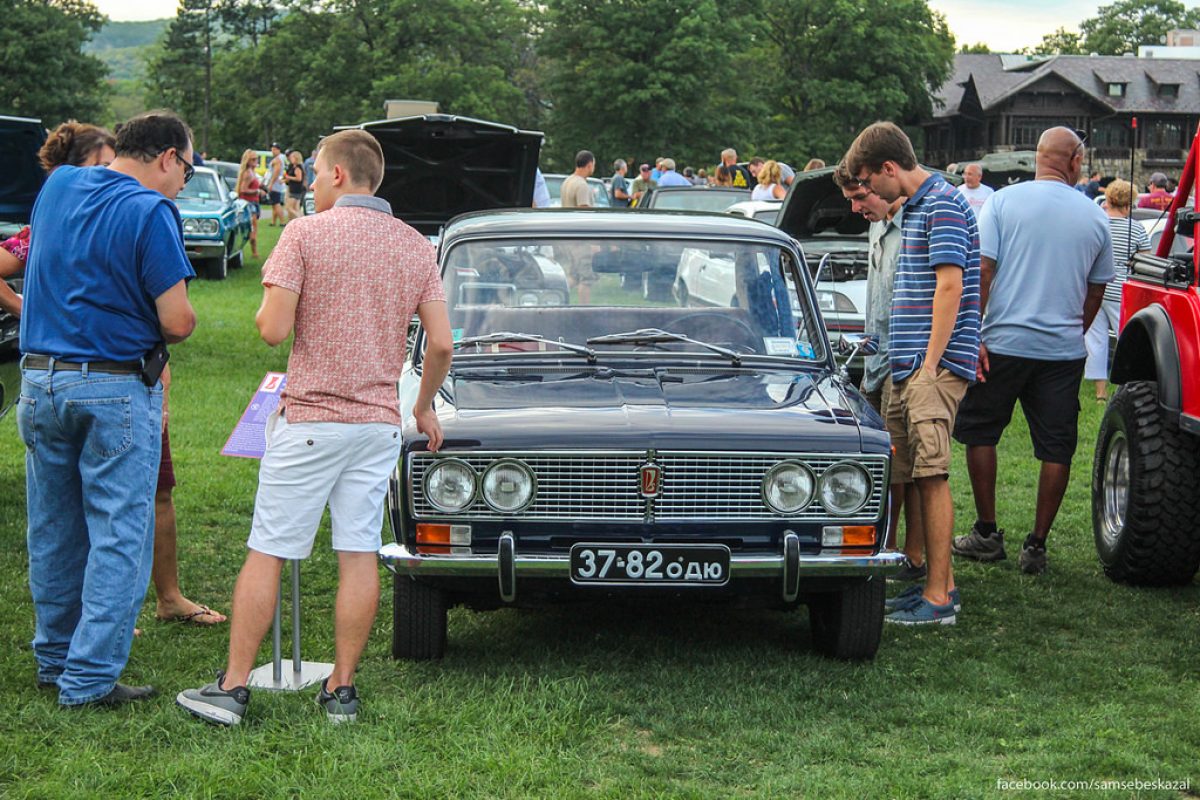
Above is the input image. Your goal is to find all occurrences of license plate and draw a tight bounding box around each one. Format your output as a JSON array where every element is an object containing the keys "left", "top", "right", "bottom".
[{"left": 569, "top": 544, "right": 730, "bottom": 586}]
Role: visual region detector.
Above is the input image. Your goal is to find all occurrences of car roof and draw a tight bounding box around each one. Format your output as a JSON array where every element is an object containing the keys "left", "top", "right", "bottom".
[{"left": 441, "top": 208, "right": 798, "bottom": 246}]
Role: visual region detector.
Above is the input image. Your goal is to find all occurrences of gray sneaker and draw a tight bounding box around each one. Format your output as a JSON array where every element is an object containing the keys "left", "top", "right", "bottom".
[
  {"left": 316, "top": 678, "right": 359, "bottom": 724},
  {"left": 952, "top": 525, "right": 1007, "bottom": 562},
  {"left": 176, "top": 672, "right": 250, "bottom": 726},
  {"left": 1019, "top": 537, "right": 1047, "bottom": 575}
]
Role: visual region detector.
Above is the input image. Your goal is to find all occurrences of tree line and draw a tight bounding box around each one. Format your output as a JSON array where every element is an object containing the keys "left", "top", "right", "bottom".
[{"left": 9, "top": 0, "right": 1197, "bottom": 172}]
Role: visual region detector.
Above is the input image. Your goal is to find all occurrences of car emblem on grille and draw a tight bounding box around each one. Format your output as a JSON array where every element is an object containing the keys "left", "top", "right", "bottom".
[{"left": 640, "top": 462, "right": 663, "bottom": 498}]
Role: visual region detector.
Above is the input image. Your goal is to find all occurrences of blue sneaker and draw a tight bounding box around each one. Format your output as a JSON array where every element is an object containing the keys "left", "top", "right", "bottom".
[
  {"left": 885, "top": 585, "right": 961, "bottom": 613},
  {"left": 885, "top": 595, "right": 956, "bottom": 626}
]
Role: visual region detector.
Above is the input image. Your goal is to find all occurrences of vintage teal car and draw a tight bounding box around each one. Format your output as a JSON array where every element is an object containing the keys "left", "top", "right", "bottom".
[{"left": 174, "top": 165, "right": 252, "bottom": 280}]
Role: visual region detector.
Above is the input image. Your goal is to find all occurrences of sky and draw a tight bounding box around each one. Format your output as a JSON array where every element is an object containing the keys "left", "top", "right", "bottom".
[{"left": 98, "top": 0, "right": 1102, "bottom": 53}]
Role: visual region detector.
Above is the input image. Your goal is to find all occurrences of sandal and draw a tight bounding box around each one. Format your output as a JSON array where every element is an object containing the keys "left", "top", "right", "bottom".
[{"left": 157, "top": 605, "right": 227, "bottom": 626}]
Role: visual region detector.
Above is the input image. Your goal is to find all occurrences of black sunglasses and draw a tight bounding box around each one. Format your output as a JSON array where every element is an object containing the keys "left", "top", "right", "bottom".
[
  {"left": 168, "top": 149, "right": 195, "bottom": 184},
  {"left": 1073, "top": 128, "right": 1088, "bottom": 155}
]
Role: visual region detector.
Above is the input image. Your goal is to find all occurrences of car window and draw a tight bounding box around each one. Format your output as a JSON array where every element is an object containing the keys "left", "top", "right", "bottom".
[
  {"left": 178, "top": 173, "right": 221, "bottom": 201},
  {"left": 651, "top": 191, "right": 749, "bottom": 213},
  {"left": 440, "top": 237, "right": 825, "bottom": 362}
]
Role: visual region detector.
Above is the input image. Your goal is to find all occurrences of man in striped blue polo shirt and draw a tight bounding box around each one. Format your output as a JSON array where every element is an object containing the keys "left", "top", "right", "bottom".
[{"left": 847, "top": 122, "right": 981, "bottom": 626}]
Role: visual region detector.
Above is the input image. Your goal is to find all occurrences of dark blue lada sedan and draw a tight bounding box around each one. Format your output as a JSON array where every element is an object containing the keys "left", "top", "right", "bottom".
[{"left": 380, "top": 208, "right": 901, "bottom": 660}]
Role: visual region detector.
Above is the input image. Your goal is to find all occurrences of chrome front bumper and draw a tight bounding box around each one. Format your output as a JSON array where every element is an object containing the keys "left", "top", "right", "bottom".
[{"left": 379, "top": 533, "right": 906, "bottom": 603}]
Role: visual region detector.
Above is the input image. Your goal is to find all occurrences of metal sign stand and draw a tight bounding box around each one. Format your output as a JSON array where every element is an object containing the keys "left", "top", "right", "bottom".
[{"left": 247, "top": 560, "right": 333, "bottom": 691}]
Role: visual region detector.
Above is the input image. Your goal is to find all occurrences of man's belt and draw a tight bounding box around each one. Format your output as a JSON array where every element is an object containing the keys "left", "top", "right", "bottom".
[{"left": 22, "top": 354, "right": 142, "bottom": 375}]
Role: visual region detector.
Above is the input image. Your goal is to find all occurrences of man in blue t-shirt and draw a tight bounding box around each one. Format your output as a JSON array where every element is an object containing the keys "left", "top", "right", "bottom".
[
  {"left": 18, "top": 111, "right": 197, "bottom": 709},
  {"left": 610, "top": 159, "right": 631, "bottom": 207},
  {"left": 951, "top": 127, "right": 1113, "bottom": 576},
  {"left": 847, "top": 121, "right": 981, "bottom": 627}
]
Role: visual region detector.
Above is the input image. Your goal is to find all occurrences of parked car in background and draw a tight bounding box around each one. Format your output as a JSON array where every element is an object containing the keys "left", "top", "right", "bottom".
[
  {"left": 207, "top": 159, "right": 241, "bottom": 191},
  {"left": 0, "top": 115, "right": 46, "bottom": 419},
  {"left": 380, "top": 209, "right": 901, "bottom": 662},
  {"left": 173, "top": 166, "right": 252, "bottom": 280},
  {"left": 726, "top": 199, "right": 782, "bottom": 227},
  {"left": 637, "top": 185, "right": 750, "bottom": 213},
  {"left": 541, "top": 173, "right": 612, "bottom": 208}
]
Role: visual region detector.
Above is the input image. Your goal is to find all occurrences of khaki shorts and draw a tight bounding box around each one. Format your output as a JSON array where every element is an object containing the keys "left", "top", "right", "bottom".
[
  {"left": 886, "top": 366, "right": 969, "bottom": 483},
  {"left": 556, "top": 243, "right": 597, "bottom": 287}
]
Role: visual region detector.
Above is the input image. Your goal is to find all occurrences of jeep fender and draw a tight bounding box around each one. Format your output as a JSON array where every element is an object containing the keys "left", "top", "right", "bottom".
[{"left": 1110, "top": 305, "right": 1182, "bottom": 414}]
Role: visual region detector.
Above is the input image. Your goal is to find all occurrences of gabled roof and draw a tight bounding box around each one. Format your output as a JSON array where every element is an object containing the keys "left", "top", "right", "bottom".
[{"left": 932, "top": 54, "right": 1200, "bottom": 118}]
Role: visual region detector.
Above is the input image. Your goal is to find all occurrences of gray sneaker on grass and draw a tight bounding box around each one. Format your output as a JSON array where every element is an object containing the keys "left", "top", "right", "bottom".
[
  {"left": 177, "top": 671, "right": 250, "bottom": 726},
  {"left": 316, "top": 678, "right": 359, "bottom": 724},
  {"left": 1018, "top": 536, "right": 1047, "bottom": 575},
  {"left": 952, "top": 525, "right": 1006, "bottom": 562}
]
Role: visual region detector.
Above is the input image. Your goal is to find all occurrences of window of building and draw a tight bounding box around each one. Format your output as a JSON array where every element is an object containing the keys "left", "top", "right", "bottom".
[
  {"left": 1158, "top": 83, "right": 1180, "bottom": 98},
  {"left": 1147, "top": 119, "right": 1185, "bottom": 150},
  {"left": 1011, "top": 117, "right": 1069, "bottom": 148},
  {"left": 1092, "top": 120, "right": 1131, "bottom": 150},
  {"left": 1107, "top": 82, "right": 1126, "bottom": 97}
]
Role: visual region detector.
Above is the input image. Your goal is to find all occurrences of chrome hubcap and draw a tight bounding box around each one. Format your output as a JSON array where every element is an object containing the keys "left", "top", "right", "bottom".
[{"left": 1101, "top": 431, "right": 1129, "bottom": 548}]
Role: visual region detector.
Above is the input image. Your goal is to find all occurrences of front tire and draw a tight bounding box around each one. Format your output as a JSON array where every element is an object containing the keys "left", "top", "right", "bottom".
[
  {"left": 392, "top": 576, "right": 447, "bottom": 660},
  {"left": 806, "top": 576, "right": 885, "bottom": 660},
  {"left": 1093, "top": 381, "right": 1200, "bottom": 585},
  {"left": 201, "top": 253, "right": 227, "bottom": 281}
]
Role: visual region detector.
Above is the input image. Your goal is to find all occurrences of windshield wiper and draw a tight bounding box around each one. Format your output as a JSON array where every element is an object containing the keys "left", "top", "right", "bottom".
[
  {"left": 586, "top": 327, "right": 742, "bottom": 366},
  {"left": 455, "top": 331, "right": 596, "bottom": 363}
]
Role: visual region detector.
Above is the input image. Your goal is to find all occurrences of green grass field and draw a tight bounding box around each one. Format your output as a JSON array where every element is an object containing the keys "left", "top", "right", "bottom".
[{"left": 0, "top": 224, "right": 1197, "bottom": 798}]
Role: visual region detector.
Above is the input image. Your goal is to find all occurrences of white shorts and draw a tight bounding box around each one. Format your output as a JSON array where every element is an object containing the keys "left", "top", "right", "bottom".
[{"left": 246, "top": 414, "right": 402, "bottom": 560}]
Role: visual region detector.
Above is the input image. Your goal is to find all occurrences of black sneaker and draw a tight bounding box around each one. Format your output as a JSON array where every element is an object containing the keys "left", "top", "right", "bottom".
[
  {"left": 176, "top": 671, "right": 250, "bottom": 726},
  {"left": 888, "top": 556, "right": 927, "bottom": 582},
  {"left": 316, "top": 678, "right": 359, "bottom": 724},
  {"left": 65, "top": 683, "right": 157, "bottom": 708}
]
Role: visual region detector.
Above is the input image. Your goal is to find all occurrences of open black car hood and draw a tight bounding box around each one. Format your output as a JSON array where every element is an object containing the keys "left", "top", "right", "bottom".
[
  {"left": 776, "top": 165, "right": 962, "bottom": 241},
  {"left": 0, "top": 116, "right": 46, "bottom": 224},
  {"left": 348, "top": 115, "right": 543, "bottom": 236}
]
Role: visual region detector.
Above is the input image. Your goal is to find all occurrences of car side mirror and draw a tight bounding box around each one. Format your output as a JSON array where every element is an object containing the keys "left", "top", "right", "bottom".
[
  {"left": 229, "top": 191, "right": 238, "bottom": 201},
  {"left": 837, "top": 332, "right": 879, "bottom": 357}
]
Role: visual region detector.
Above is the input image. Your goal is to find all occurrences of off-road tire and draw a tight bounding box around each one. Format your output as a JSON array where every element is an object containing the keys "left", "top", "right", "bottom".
[
  {"left": 392, "top": 576, "right": 447, "bottom": 660},
  {"left": 806, "top": 576, "right": 885, "bottom": 660},
  {"left": 1093, "top": 380, "right": 1200, "bottom": 585}
]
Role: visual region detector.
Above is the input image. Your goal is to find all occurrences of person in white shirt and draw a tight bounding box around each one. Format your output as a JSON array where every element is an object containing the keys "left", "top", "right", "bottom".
[{"left": 956, "top": 163, "right": 993, "bottom": 216}]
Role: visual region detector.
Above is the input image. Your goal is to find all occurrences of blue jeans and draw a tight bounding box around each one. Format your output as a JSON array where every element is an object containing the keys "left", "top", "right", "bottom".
[{"left": 17, "top": 367, "right": 162, "bottom": 705}]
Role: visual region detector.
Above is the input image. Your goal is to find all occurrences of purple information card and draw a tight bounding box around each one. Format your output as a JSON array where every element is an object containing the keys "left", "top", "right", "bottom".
[{"left": 221, "top": 372, "right": 287, "bottom": 459}]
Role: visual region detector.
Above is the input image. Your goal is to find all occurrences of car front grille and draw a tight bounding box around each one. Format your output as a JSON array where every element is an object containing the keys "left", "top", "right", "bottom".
[{"left": 408, "top": 451, "right": 888, "bottom": 522}]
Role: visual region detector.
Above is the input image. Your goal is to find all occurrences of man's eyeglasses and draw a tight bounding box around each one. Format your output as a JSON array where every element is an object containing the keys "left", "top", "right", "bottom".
[{"left": 168, "top": 149, "right": 194, "bottom": 184}]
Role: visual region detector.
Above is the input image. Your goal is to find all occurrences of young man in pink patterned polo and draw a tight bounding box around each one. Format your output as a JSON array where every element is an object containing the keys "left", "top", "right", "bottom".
[{"left": 178, "top": 130, "right": 454, "bottom": 725}]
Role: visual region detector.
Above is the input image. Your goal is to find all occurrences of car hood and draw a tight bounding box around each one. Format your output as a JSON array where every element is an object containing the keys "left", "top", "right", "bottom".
[
  {"left": 175, "top": 198, "right": 227, "bottom": 215},
  {"left": 0, "top": 116, "right": 46, "bottom": 224},
  {"left": 418, "top": 365, "right": 884, "bottom": 453},
  {"left": 776, "top": 165, "right": 962, "bottom": 240},
  {"left": 348, "top": 115, "right": 543, "bottom": 236}
]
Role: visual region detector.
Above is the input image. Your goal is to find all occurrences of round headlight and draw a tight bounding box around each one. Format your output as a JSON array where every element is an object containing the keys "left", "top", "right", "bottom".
[
  {"left": 424, "top": 459, "right": 477, "bottom": 513},
  {"left": 481, "top": 459, "right": 536, "bottom": 513},
  {"left": 762, "top": 462, "right": 815, "bottom": 514},
  {"left": 819, "top": 462, "right": 872, "bottom": 515}
]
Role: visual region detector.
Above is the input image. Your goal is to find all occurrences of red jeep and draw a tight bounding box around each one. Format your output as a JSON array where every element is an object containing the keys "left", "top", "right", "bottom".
[{"left": 1093, "top": 125, "right": 1200, "bottom": 585}]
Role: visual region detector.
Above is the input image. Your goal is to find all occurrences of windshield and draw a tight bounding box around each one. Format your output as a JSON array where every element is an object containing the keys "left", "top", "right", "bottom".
[
  {"left": 438, "top": 237, "right": 826, "bottom": 363},
  {"left": 544, "top": 175, "right": 611, "bottom": 208},
  {"left": 651, "top": 190, "right": 750, "bottom": 213},
  {"left": 178, "top": 173, "right": 223, "bottom": 201}
]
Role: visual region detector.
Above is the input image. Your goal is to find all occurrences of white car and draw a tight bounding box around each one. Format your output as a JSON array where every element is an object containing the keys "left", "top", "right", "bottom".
[{"left": 725, "top": 198, "right": 868, "bottom": 354}]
